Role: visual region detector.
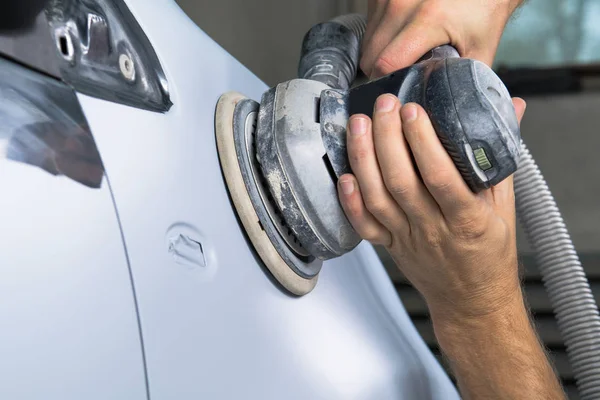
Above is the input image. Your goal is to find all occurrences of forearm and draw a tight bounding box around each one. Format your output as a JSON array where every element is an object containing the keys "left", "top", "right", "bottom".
[{"left": 430, "top": 291, "right": 565, "bottom": 400}]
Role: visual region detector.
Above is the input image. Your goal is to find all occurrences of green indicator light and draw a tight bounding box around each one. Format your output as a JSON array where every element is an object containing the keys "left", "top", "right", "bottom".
[{"left": 474, "top": 148, "right": 492, "bottom": 171}]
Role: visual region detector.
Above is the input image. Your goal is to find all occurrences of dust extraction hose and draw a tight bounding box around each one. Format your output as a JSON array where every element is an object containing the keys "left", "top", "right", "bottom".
[
  {"left": 299, "top": 13, "right": 600, "bottom": 398},
  {"left": 298, "top": 13, "right": 366, "bottom": 89},
  {"left": 515, "top": 143, "right": 600, "bottom": 398}
]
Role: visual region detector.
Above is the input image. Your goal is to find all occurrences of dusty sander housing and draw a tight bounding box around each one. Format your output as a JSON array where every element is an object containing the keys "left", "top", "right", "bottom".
[
  {"left": 216, "top": 16, "right": 368, "bottom": 295},
  {"left": 215, "top": 82, "right": 361, "bottom": 296}
]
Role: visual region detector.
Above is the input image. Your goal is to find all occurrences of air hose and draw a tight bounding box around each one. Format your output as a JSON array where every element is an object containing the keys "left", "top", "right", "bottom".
[{"left": 299, "top": 13, "right": 600, "bottom": 398}]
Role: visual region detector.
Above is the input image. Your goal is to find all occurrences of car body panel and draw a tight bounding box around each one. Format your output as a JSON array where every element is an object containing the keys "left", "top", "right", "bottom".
[{"left": 0, "top": 72, "right": 148, "bottom": 400}]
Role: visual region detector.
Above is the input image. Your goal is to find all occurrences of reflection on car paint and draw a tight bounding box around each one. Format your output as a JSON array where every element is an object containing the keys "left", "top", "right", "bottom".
[{"left": 0, "top": 56, "right": 104, "bottom": 188}]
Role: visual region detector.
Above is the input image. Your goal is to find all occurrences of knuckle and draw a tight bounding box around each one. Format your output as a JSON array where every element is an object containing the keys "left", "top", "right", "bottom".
[
  {"left": 386, "top": 175, "right": 411, "bottom": 197},
  {"left": 422, "top": 229, "right": 443, "bottom": 248},
  {"left": 451, "top": 207, "right": 489, "bottom": 240},
  {"left": 425, "top": 171, "right": 454, "bottom": 193},
  {"left": 364, "top": 196, "right": 389, "bottom": 216},
  {"left": 454, "top": 220, "right": 487, "bottom": 240}
]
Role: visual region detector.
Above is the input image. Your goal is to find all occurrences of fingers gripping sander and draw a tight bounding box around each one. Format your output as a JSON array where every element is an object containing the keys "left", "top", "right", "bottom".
[{"left": 216, "top": 19, "right": 520, "bottom": 295}]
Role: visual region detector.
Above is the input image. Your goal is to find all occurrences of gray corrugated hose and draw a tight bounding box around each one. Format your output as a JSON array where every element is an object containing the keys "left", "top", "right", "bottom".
[
  {"left": 331, "top": 13, "right": 367, "bottom": 39},
  {"left": 306, "top": 13, "right": 600, "bottom": 399},
  {"left": 514, "top": 142, "right": 600, "bottom": 399}
]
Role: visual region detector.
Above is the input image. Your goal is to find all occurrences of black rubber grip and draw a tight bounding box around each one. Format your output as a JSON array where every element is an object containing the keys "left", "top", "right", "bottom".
[{"left": 346, "top": 48, "right": 520, "bottom": 191}]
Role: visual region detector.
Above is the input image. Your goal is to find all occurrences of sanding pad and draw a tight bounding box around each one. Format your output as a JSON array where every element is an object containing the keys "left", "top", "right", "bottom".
[{"left": 215, "top": 92, "right": 319, "bottom": 296}]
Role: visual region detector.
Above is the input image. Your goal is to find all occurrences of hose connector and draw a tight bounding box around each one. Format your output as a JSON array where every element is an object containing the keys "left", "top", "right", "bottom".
[{"left": 298, "top": 14, "right": 366, "bottom": 90}]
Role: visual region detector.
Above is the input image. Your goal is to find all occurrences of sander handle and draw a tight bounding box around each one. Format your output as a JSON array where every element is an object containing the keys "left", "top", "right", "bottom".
[{"left": 342, "top": 45, "right": 521, "bottom": 192}]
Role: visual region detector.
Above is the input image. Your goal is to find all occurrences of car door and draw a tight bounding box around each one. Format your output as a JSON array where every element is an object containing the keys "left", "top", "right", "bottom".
[{"left": 0, "top": 7, "right": 148, "bottom": 400}]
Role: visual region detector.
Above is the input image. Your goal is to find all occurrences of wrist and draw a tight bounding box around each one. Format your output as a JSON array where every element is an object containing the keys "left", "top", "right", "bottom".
[
  {"left": 430, "top": 289, "right": 531, "bottom": 355},
  {"left": 424, "top": 266, "right": 523, "bottom": 321}
]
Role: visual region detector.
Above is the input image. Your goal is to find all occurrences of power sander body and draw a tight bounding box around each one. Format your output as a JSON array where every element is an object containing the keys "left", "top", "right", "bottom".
[{"left": 218, "top": 21, "right": 520, "bottom": 295}]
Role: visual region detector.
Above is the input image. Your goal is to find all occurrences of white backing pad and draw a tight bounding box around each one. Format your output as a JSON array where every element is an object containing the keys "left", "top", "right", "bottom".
[{"left": 215, "top": 91, "right": 318, "bottom": 296}]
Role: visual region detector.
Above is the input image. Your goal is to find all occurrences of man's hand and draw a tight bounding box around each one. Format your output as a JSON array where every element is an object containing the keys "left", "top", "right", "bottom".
[
  {"left": 337, "top": 94, "right": 526, "bottom": 318},
  {"left": 360, "top": 0, "right": 524, "bottom": 78},
  {"left": 337, "top": 95, "right": 565, "bottom": 399}
]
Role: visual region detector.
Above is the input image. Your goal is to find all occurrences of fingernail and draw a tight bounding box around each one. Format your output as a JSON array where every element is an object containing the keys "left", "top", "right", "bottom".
[
  {"left": 340, "top": 179, "right": 354, "bottom": 195},
  {"left": 350, "top": 117, "right": 367, "bottom": 136},
  {"left": 402, "top": 104, "right": 418, "bottom": 122},
  {"left": 375, "top": 95, "right": 396, "bottom": 113}
]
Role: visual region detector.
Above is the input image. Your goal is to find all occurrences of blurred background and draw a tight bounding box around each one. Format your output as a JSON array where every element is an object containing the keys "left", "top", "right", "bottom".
[{"left": 176, "top": 1, "right": 600, "bottom": 398}]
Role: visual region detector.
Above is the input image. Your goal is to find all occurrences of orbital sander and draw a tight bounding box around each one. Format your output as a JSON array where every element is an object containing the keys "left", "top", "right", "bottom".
[{"left": 216, "top": 15, "right": 521, "bottom": 295}]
